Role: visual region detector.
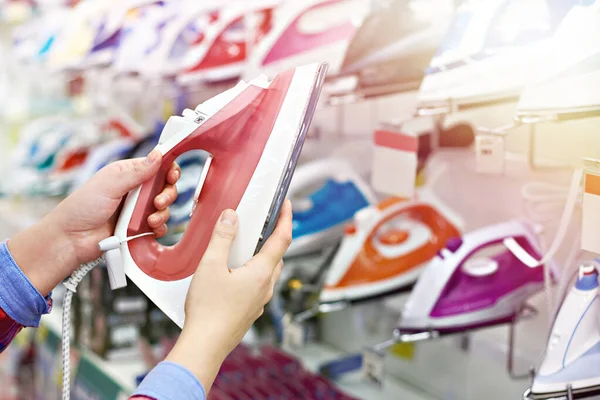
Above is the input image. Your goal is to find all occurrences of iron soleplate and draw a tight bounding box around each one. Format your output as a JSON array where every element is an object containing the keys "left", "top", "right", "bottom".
[
  {"left": 525, "top": 384, "right": 600, "bottom": 400},
  {"left": 255, "top": 63, "right": 329, "bottom": 254}
]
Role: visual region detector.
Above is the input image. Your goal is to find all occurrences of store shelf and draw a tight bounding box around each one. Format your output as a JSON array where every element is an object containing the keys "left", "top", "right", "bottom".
[
  {"left": 289, "top": 343, "right": 434, "bottom": 400},
  {"left": 40, "top": 304, "right": 144, "bottom": 394},
  {"left": 0, "top": 153, "right": 585, "bottom": 400},
  {"left": 39, "top": 303, "right": 433, "bottom": 400}
]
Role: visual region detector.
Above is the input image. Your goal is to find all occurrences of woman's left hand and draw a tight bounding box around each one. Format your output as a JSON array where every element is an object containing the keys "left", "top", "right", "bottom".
[{"left": 9, "top": 149, "right": 180, "bottom": 295}]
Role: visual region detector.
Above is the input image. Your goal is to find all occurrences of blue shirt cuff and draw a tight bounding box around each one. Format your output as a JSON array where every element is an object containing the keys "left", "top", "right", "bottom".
[
  {"left": 0, "top": 241, "right": 51, "bottom": 327},
  {"left": 134, "top": 361, "right": 206, "bottom": 400}
]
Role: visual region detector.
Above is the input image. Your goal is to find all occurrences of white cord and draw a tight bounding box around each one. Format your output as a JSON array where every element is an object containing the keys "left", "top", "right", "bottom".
[
  {"left": 524, "top": 179, "right": 577, "bottom": 318},
  {"left": 508, "top": 170, "right": 583, "bottom": 325},
  {"left": 505, "top": 170, "right": 583, "bottom": 269},
  {"left": 62, "top": 257, "right": 103, "bottom": 400},
  {"left": 520, "top": 180, "right": 581, "bottom": 226}
]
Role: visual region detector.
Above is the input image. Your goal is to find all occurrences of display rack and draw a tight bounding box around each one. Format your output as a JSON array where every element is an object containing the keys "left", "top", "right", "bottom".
[
  {"left": 0, "top": 143, "right": 581, "bottom": 400},
  {"left": 0, "top": 197, "right": 435, "bottom": 399}
]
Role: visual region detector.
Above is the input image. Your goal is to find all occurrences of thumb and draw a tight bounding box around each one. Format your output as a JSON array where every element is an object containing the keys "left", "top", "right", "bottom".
[
  {"left": 200, "top": 209, "right": 238, "bottom": 267},
  {"left": 94, "top": 149, "right": 162, "bottom": 199}
]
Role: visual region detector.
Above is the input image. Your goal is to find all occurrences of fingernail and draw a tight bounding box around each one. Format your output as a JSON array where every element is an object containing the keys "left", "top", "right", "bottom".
[
  {"left": 157, "top": 194, "right": 168, "bottom": 206},
  {"left": 220, "top": 209, "right": 237, "bottom": 225},
  {"left": 149, "top": 215, "right": 160, "bottom": 226},
  {"left": 144, "top": 149, "right": 160, "bottom": 165}
]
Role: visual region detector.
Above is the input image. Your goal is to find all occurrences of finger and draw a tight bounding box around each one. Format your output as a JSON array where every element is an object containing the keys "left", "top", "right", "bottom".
[
  {"left": 167, "top": 163, "right": 181, "bottom": 185},
  {"left": 154, "top": 184, "right": 177, "bottom": 210},
  {"left": 253, "top": 199, "right": 293, "bottom": 267},
  {"left": 153, "top": 224, "right": 168, "bottom": 238},
  {"left": 200, "top": 209, "right": 238, "bottom": 266},
  {"left": 148, "top": 209, "right": 170, "bottom": 228},
  {"left": 91, "top": 149, "right": 162, "bottom": 199}
]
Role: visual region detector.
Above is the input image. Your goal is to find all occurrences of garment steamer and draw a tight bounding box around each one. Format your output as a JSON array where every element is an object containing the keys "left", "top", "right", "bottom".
[
  {"left": 287, "top": 157, "right": 376, "bottom": 258},
  {"left": 60, "top": 63, "right": 328, "bottom": 399}
]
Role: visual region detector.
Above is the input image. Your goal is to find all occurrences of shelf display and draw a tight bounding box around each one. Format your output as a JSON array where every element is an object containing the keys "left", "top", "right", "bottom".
[{"left": 2, "top": 1, "right": 600, "bottom": 400}]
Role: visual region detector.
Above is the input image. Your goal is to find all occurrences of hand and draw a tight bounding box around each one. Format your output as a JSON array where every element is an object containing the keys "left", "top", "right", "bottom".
[
  {"left": 9, "top": 149, "right": 180, "bottom": 295},
  {"left": 166, "top": 200, "right": 293, "bottom": 391},
  {"left": 49, "top": 149, "right": 180, "bottom": 262}
]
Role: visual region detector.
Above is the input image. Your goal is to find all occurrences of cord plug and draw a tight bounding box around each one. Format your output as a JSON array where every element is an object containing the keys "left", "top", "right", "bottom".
[
  {"left": 99, "top": 236, "right": 127, "bottom": 290},
  {"left": 98, "top": 232, "right": 155, "bottom": 290}
]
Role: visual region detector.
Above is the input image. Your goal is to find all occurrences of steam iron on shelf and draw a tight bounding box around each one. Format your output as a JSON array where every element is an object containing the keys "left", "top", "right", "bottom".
[
  {"left": 524, "top": 261, "right": 600, "bottom": 400},
  {"left": 82, "top": 0, "right": 163, "bottom": 68},
  {"left": 333, "top": 0, "right": 454, "bottom": 98},
  {"left": 244, "top": 0, "right": 369, "bottom": 80},
  {"left": 399, "top": 220, "right": 552, "bottom": 335},
  {"left": 110, "top": 1, "right": 185, "bottom": 75},
  {"left": 103, "top": 63, "right": 328, "bottom": 326},
  {"left": 319, "top": 196, "right": 462, "bottom": 305},
  {"left": 516, "top": 1, "right": 600, "bottom": 124},
  {"left": 286, "top": 157, "right": 377, "bottom": 258},
  {"left": 113, "top": 1, "right": 222, "bottom": 77},
  {"left": 417, "top": 0, "right": 577, "bottom": 115},
  {"left": 178, "top": 0, "right": 279, "bottom": 85}
]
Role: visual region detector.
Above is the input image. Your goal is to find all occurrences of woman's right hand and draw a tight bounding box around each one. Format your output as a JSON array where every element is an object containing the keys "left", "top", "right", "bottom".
[{"left": 166, "top": 200, "right": 293, "bottom": 391}]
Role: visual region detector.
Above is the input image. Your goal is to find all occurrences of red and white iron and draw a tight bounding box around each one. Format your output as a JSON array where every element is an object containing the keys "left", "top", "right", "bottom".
[{"left": 101, "top": 63, "right": 328, "bottom": 326}]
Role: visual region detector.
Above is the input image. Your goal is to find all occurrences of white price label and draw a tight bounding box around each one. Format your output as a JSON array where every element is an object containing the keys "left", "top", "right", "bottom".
[
  {"left": 282, "top": 315, "right": 305, "bottom": 349},
  {"left": 372, "top": 129, "right": 418, "bottom": 198},
  {"left": 475, "top": 135, "right": 504, "bottom": 174},
  {"left": 582, "top": 172, "right": 600, "bottom": 253},
  {"left": 362, "top": 348, "right": 385, "bottom": 387}
]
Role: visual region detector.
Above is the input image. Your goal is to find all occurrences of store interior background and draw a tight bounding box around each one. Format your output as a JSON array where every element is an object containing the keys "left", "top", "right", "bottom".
[{"left": 0, "top": 0, "right": 599, "bottom": 399}]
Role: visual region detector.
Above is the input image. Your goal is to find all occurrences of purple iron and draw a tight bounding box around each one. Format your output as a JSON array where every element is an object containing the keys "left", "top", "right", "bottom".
[{"left": 398, "top": 220, "right": 553, "bottom": 335}]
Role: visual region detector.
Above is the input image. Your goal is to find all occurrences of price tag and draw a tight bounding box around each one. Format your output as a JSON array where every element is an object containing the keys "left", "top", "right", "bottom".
[
  {"left": 361, "top": 347, "right": 385, "bottom": 387},
  {"left": 582, "top": 171, "right": 600, "bottom": 253},
  {"left": 390, "top": 342, "right": 415, "bottom": 360},
  {"left": 282, "top": 315, "right": 305, "bottom": 349},
  {"left": 475, "top": 135, "right": 504, "bottom": 174},
  {"left": 371, "top": 129, "right": 418, "bottom": 198}
]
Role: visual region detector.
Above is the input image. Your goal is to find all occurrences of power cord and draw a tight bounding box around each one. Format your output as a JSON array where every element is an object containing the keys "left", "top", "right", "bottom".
[
  {"left": 61, "top": 257, "right": 103, "bottom": 400},
  {"left": 60, "top": 231, "right": 153, "bottom": 399},
  {"left": 504, "top": 169, "right": 583, "bottom": 326}
]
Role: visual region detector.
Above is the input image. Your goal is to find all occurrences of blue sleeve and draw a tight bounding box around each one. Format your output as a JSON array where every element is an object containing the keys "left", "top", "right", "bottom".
[
  {"left": 0, "top": 241, "right": 51, "bottom": 327},
  {"left": 133, "top": 361, "right": 206, "bottom": 400}
]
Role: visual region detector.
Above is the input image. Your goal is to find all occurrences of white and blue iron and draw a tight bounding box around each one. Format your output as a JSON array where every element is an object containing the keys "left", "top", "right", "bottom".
[
  {"left": 516, "top": 0, "right": 600, "bottom": 123},
  {"left": 82, "top": 0, "right": 164, "bottom": 68},
  {"left": 287, "top": 157, "right": 377, "bottom": 258},
  {"left": 417, "top": 0, "right": 584, "bottom": 115},
  {"left": 113, "top": 1, "right": 223, "bottom": 77},
  {"left": 525, "top": 261, "right": 600, "bottom": 399}
]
